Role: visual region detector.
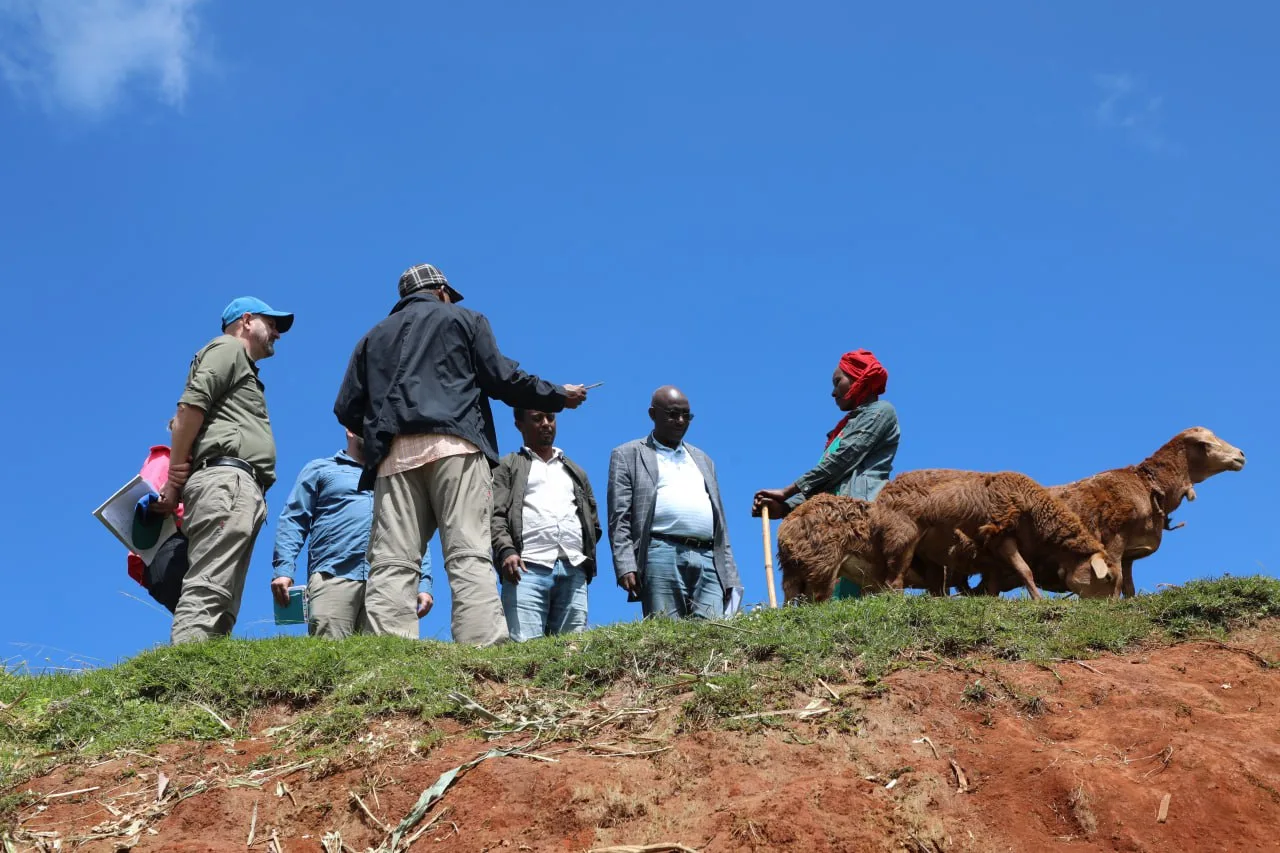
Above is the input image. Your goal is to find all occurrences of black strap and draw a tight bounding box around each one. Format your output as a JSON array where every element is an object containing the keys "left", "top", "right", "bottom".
[
  {"left": 651, "top": 531, "right": 714, "bottom": 549},
  {"left": 200, "top": 456, "right": 264, "bottom": 490}
]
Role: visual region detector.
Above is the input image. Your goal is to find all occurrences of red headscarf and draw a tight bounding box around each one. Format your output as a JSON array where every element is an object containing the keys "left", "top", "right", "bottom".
[{"left": 826, "top": 349, "right": 888, "bottom": 446}]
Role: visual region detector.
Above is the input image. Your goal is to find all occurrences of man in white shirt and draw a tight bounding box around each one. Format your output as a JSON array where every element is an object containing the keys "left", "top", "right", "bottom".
[
  {"left": 491, "top": 409, "right": 602, "bottom": 640},
  {"left": 606, "top": 386, "right": 743, "bottom": 619}
]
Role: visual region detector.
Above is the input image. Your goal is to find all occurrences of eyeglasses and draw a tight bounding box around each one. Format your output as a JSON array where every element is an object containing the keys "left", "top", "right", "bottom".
[{"left": 656, "top": 408, "right": 694, "bottom": 422}]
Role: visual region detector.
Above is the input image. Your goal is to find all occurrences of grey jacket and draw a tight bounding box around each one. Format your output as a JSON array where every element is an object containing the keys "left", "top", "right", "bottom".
[
  {"left": 491, "top": 448, "right": 602, "bottom": 580},
  {"left": 606, "top": 435, "right": 743, "bottom": 600},
  {"left": 787, "top": 398, "right": 900, "bottom": 508}
]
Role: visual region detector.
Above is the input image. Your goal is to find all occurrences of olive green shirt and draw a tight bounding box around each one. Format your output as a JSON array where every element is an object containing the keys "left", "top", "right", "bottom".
[{"left": 178, "top": 335, "right": 277, "bottom": 490}]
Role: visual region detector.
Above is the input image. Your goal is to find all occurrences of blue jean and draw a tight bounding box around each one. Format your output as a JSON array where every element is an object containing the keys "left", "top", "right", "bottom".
[
  {"left": 500, "top": 558, "right": 588, "bottom": 641},
  {"left": 641, "top": 539, "right": 724, "bottom": 619}
]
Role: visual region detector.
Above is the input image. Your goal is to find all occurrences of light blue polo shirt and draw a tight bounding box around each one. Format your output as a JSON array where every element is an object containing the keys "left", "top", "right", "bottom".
[{"left": 650, "top": 436, "right": 715, "bottom": 540}]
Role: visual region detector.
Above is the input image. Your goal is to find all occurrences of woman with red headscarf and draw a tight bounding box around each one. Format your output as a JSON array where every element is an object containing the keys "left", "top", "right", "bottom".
[{"left": 752, "top": 350, "right": 900, "bottom": 597}]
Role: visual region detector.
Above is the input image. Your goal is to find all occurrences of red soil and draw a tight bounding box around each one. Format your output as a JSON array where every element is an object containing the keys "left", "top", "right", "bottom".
[{"left": 8, "top": 627, "right": 1280, "bottom": 852}]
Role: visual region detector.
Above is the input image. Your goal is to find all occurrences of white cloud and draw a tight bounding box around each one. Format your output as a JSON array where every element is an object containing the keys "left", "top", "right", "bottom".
[
  {"left": 0, "top": 0, "right": 206, "bottom": 115},
  {"left": 1093, "top": 72, "right": 1175, "bottom": 154}
]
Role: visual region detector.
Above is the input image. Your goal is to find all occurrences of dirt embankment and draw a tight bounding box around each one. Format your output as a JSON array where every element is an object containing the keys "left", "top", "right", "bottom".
[{"left": 8, "top": 627, "right": 1280, "bottom": 853}]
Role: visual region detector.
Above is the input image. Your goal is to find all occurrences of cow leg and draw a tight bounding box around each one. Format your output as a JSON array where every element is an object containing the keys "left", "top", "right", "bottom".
[
  {"left": 878, "top": 519, "right": 920, "bottom": 592},
  {"left": 927, "top": 560, "right": 947, "bottom": 597},
  {"left": 994, "top": 537, "right": 1044, "bottom": 600},
  {"left": 1121, "top": 556, "right": 1136, "bottom": 598},
  {"left": 884, "top": 539, "right": 920, "bottom": 592},
  {"left": 782, "top": 572, "right": 805, "bottom": 604}
]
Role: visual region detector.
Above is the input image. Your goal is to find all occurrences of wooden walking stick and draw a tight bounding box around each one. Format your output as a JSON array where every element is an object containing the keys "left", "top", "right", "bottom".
[{"left": 762, "top": 506, "right": 778, "bottom": 608}]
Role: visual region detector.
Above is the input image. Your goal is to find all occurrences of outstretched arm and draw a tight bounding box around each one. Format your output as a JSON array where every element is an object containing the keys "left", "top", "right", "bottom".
[{"left": 472, "top": 315, "right": 583, "bottom": 410}]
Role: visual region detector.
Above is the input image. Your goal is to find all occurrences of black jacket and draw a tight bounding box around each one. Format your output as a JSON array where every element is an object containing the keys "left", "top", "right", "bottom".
[
  {"left": 491, "top": 448, "right": 602, "bottom": 581},
  {"left": 334, "top": 292, "right": 568, "bottom": 489}
]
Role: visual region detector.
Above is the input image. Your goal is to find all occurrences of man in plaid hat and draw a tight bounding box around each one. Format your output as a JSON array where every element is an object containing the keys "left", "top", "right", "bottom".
[{"left": 335, "top": 264, "right": 587, "bottom": 645}]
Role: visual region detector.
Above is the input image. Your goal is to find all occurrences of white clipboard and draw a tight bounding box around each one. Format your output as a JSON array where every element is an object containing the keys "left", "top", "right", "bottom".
[{"left": 92, "top": 474, "right": 178, "bottom": 564}]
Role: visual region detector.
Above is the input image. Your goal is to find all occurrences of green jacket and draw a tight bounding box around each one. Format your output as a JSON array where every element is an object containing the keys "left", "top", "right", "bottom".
[{"left": 788, "top": 398, "right": 899, "bottom": 508}]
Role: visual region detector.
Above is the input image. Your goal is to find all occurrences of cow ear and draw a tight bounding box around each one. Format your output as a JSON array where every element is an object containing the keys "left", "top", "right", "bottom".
[{"left": 1090, "top": 554, "right": 1111, "bottom": 581}]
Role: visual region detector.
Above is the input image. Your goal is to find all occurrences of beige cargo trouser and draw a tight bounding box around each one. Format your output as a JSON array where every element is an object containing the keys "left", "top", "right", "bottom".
[
  {"left": 171, "top": 466, "right": 266, "bottom": 644},
  {"left": 306, "top": 572, "right": 419, "bottom": 639},
  {"left": 368, "top": 451, "right": 507, "bottom": 646},
  {"left": 306, "top": 573, "right": 370, "bottom": 639}
]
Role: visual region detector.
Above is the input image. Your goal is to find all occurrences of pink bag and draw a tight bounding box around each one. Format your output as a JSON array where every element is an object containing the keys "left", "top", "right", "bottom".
[{"left": 127, "top": 446, "right": 184, "bottom": 586}]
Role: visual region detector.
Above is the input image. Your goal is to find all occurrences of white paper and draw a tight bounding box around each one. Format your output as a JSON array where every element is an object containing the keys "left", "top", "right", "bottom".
[
  {"left": 92, "top": 474, "right": 178, "bottom": 564},
  {"left": 724, "top": 587, "right": 744, "bottom": 618}
]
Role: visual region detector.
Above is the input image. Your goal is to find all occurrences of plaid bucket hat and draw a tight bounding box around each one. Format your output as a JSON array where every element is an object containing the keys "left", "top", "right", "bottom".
[{"left": 399, "top": 264, "right": 464, "bottom": 303}]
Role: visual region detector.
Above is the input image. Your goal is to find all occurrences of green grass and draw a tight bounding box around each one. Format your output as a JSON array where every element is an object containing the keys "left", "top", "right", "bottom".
[{"left": 2, "top": 575, "right": 1278, "bottom": 790}]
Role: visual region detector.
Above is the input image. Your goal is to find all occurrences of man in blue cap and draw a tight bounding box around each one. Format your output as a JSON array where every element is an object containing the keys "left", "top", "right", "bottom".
[{"left": 154, "top": 297, "right": 294, "bottom": 643}]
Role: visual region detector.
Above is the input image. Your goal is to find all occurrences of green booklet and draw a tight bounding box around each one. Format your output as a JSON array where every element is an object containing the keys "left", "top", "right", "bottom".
[{"left": 273, "top": 585, "right": 308, "bottom": 626}]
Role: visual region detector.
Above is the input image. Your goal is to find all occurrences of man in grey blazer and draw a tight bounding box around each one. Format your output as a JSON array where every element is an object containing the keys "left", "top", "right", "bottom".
[{"left": 607, "top": 386, "right": 743, "bottom": 619}]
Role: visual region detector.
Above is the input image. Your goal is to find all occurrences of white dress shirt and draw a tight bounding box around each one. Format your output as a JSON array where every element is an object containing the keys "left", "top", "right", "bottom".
[{"left": 520, "top": 448, "right": 587, "bottom": 567}]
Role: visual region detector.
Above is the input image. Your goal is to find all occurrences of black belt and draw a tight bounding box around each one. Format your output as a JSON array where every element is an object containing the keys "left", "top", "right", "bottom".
[
  {"left": 651, "top": 531, "right": 714, "bottom": 549},
  {"left": 198, "top": 456, "right": 266, "bottom": 491}
]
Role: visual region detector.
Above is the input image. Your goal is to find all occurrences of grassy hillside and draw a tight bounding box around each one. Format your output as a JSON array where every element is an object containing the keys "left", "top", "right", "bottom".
[{"left": 3, "top": 575, "right": 1278, "bottom": 792}]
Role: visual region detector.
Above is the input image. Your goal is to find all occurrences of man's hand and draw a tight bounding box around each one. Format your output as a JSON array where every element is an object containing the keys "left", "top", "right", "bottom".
[
  {"left": 501, "top": 554, "right": 527, "bottom": 583},
  {"left": 752, "top": 497, "right": 790, "bottom": 519},
  {"left": 618, "top": 572, "right": 639, "bottom": 594},
  {"left": 270, "top": 576, "right": 293, "bottom": 608},
  {"left": 416, "top": 593, "right": 434, "bottom": 618},
  {"left": 562, "top": 384, "right": 588, "bottom": 409},
  {"left": 152, "top": 481, "right": 183, "bottom": 515},
  {"left": 168, "top": 459, "right": 191, "bottom": 490},
  {"left": 752, "top": 489, "right": 792, "bottom": 519}
]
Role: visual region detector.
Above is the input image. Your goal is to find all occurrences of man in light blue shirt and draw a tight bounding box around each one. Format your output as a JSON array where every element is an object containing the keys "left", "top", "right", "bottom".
[
  {"left": 607, "top": 386, "right": 743, "bottom": 619},
  {"left": 271, "top": 431, "right": 433, "bottom": 638}
]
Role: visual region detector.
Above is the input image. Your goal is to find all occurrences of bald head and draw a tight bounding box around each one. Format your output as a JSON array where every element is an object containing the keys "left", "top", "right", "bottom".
[
  {"left": 651, "top": 385, "right": 688, "bottom": 408},
  {"left": 649, "top": 385, "right": 693, "bottom": 447}
]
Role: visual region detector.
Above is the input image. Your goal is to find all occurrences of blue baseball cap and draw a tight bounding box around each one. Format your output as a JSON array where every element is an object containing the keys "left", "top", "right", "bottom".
[{"left": 221, "top": 297, "right": 294, "bottom": 334}]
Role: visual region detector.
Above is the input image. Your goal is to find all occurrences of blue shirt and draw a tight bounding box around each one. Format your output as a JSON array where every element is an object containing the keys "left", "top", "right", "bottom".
[
  {"left": 650, "top": 435, "right": 715, "bottom": 540},
  {"left": 272, "top": 451, "right": 432, "bottom": 593}
]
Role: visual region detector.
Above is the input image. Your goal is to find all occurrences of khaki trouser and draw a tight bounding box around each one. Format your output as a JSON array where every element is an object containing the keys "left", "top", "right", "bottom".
[
  {"left": 171, "top": 467, "right": 266, "bottom": 644},
  {"left": 306, "top": 573, "right": 369, "bottom": 639},
  {"left": 306, "top": 571, "right": 419, "bottom": 639},
  {"left": 369, "top": 451, "right": 507, "bottom": 645}
]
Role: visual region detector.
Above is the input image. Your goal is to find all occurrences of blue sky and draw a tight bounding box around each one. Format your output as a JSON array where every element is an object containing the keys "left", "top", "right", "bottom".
[{"left": 1, "top": 2, "right": 1274, "bottom": 668}]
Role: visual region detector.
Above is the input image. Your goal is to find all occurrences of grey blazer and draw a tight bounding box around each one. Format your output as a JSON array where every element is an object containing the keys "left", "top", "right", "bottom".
[{"left": 606, "top": 435, "right": 743, "bottom": 602}]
